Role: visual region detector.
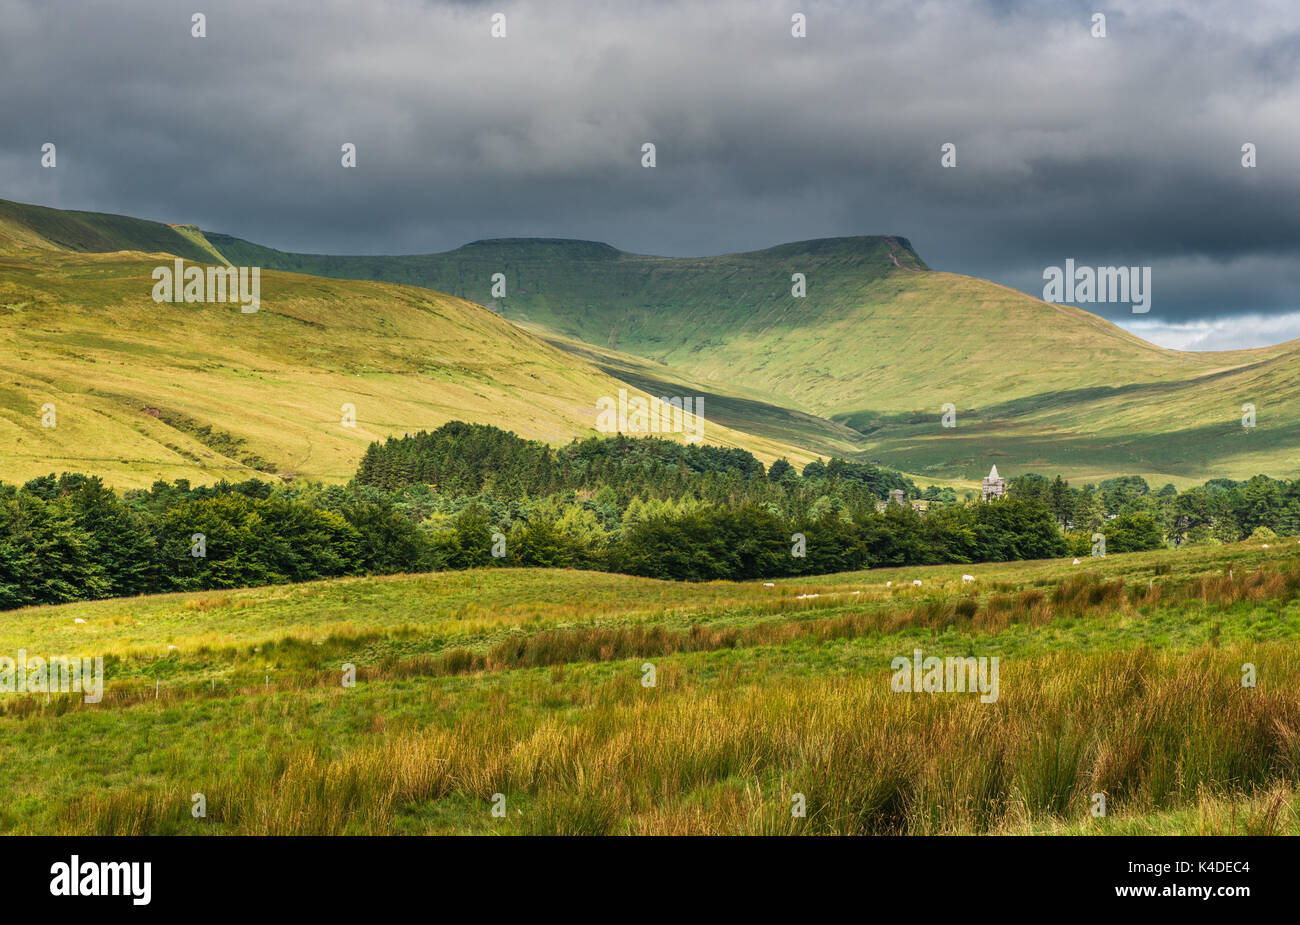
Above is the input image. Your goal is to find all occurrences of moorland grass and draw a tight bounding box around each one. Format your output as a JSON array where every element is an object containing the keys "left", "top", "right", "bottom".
[{"left": 0, "top": 540, "right": 1297, "bottom": 834}]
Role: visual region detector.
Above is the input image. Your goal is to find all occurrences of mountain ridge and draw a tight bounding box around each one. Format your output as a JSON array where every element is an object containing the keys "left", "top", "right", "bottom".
[{"left": 5, "top": 196, "right": 1300, "bottom": 485}]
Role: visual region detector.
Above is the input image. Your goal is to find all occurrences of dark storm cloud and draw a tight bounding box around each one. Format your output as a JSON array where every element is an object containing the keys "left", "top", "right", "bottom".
[{"left": 3, "top": 0, "right": 1299, "bottom": 347}]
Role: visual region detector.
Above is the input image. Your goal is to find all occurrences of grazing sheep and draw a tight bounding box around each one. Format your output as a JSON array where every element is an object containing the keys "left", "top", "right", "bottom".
[
  {"left": 1072, "top": 558, "right": 1081, "bottom": 564},
  {"left": 961, "top": 575, "right": 975, "bottom": 582},
  {"left": 73, "top": 618, "right": 86, "bottom": 624},
  {"left": 912, "top": 579, "right": 922, "bottom": 587},
  {"left": 763, "top": 582, "right": 775, "bottom": 587},
  {"left": 886, "top": 581, "right": 892, "bottom": 587}
]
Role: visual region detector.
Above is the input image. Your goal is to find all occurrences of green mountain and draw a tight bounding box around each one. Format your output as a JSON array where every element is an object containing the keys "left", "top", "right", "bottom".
[
  {"left": 6, "top": 194, "right": 1300, "bottom": 487},
  {"left": 201, "top": 228, "right": 1300, "bottom": 486},
  {"left": 0, "top": 199, "right": 818, "bottom": 488}
]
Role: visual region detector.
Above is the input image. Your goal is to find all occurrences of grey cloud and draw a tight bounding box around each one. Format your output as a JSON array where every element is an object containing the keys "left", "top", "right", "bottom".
[{"left": 3, "top": 0, "right": 1299, "bottom": 345}]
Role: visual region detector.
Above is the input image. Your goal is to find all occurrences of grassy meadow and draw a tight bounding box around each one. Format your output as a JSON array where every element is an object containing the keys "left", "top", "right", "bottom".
[{"left": 2, "top": 538, "right": 1298, "bottom": 835}]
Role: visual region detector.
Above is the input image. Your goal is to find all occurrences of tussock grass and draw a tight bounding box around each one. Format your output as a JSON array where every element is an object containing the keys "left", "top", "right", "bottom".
[
  {"left": 27, "top": 644, "right": 1300, "bottom": 835},
  {"left": 2, "top": 543, "right": 1299, "bottom": 835},
  {"left": 9, "top": 552, "right": 1300, "bottom": 716}
]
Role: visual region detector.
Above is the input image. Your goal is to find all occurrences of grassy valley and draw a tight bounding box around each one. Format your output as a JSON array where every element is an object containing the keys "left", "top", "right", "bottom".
[
  {"left": 204, "top": 228, "right": 1300, "bottom": 486},
  {"left": 1, "top": 197, "right": 1297, "bottom": 840}
]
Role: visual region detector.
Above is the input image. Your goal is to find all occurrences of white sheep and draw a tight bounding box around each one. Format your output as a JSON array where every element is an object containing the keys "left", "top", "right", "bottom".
[
  {"left": 74, "top": 618, "right": 86, "bottom": 624},
  {"left": 1072, "top": 558, "right": 1080, "bottom": 564},
  {"left": 763, "top": 582, "right": 775, "bottom": 587},
  {"left": 912, "top": 579, "right": 922, "bottom": 587},
  {"left": 961, "top": 574, "right": 975, "bottom": 582}
]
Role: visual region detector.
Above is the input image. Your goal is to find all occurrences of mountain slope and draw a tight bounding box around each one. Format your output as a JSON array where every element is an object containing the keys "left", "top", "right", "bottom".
[
  {"left": 0, "top": 199, "right": 224, "bottom": 263},
  {"left": 201, "top": 230, "right": 1300, "bottom": 485},
  {"left": 0, "top": 202, "right": 829, "bottom": 488}
]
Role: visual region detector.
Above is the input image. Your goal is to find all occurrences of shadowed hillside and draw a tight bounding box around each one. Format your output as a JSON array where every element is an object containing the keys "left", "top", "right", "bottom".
[
  {"left": 202, "top": 226, "right": 1300, "bottom": 485},
  {"left": 0, "top": 199, "right": 225, "bottom": 264}
]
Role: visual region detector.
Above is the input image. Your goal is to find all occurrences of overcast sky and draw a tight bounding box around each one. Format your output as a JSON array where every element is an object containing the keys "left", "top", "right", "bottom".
[{"left": 4, "top": 0, "right": 1299, "bottom": 349}]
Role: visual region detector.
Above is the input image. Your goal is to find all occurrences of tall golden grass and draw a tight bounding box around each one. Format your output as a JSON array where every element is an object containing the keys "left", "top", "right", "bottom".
[{"left": 35, "top": 643, "right": 1300, "bottom": 835}]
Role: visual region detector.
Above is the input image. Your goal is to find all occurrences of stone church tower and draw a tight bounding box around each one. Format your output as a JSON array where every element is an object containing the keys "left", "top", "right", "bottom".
[{"left": 981, "top": 465, "right": 1007, "bottom": 501}]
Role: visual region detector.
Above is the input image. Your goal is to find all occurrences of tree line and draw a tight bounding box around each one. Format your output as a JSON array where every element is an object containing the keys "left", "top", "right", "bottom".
[{"left": 0, "top": 422, "right": 1289, "bottom": 609}]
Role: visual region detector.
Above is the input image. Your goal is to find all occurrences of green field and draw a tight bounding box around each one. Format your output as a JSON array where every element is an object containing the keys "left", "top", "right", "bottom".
[{"left": 2, "top": 539, "right": 1297, "bottom": 835}]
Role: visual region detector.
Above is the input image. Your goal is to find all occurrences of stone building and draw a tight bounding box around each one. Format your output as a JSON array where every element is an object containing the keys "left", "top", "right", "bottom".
[
  {"left": 877, "top": 488, "right": 910, "bottom": 513},
  {"left": 981, "top": 465, "right": 1006, "bottom": 501}
]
